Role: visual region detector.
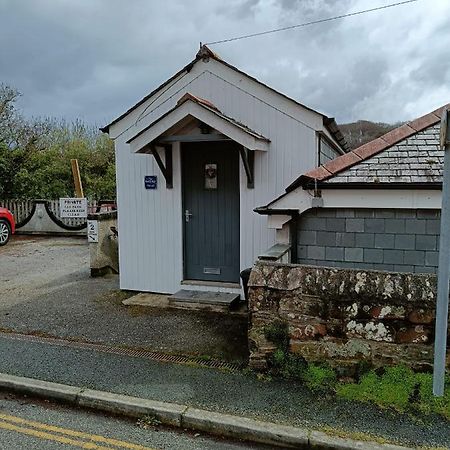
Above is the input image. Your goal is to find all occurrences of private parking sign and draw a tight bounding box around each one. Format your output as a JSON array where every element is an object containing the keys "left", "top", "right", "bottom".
[{"left": 59, "top": 197, "right": 87, "bottom": 218}]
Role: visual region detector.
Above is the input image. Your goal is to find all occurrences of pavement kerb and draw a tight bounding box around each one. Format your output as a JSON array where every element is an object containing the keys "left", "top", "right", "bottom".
[
  {"left": 0, "top": 372, "right": 81, "bottom": 403},
  {"left": 77, "top": 388, "right": 186, "bottom": 427},
  {"left": 0, "top": 373, "right": 413, "bottom": 450}
]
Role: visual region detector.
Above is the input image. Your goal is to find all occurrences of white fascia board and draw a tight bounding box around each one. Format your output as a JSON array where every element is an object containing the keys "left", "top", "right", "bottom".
[
  {"left": 322, "top": 189, "right": 442, "bottom": 210},
  {"left": 129, "top": 105, "right": 189, "bottom": 153},
  {"left": 268, "top": 187, "right": 313, "bottom": 213},
  {"left": 107, "top": 69, "right": 196, "bottom": 140},
  {"left": 266, "top": 187, "right": 442, "bottom": 218},
  {"left": 129, "top": 101, "right": 269, "bottom": 153},
  {"left": 267, "top": 214, "right": 292, "bottom": 229}
]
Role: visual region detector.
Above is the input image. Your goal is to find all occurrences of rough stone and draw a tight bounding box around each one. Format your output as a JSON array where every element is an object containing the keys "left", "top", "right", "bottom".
[
  {"left": 248, "top": 261, "right": 445, "bottom": 372},
  {"left": 289, "top": 323, "right": 327, "bottom": 341},
  {"left": 396, "top": 326, "right": 429, "bottom": 344},
  {"left": 408, "top": 309, "right": 435, "bottom": 324}
]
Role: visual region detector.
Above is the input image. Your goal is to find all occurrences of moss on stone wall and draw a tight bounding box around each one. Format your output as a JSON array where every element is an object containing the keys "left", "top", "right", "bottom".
[{"left": 248, "top": 261, "right": 447, "bottom": 373}]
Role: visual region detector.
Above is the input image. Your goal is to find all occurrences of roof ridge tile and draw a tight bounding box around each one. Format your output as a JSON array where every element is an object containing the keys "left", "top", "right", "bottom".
[
  {"left": 407, "top": 111, "right": 440, "bottom": 132},
  {"left": 380, "top": 123, "right": 415, "bottom": 146},
  {"left": 176, "top": 92, "right": 219, "bottom": 111}
]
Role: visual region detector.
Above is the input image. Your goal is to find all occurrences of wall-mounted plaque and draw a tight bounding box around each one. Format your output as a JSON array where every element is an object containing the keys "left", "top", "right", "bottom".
[
  {"left": 144, "top": 175, "right": 157, "bottom": 190},
  {"left": 205, "top": 164, "right": 217, "bottom": 190}
]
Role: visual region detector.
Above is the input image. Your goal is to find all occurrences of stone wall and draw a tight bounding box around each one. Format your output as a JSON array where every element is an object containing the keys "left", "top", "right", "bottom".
[
  {"left": 248, "top": 261, "right": 449, "bottom": 373},
  {"left": 88, "top": 211, "right": 118, "bottom": 276},
  {"left": 297, "top": 208, "right": 440, "bottom": 274}
]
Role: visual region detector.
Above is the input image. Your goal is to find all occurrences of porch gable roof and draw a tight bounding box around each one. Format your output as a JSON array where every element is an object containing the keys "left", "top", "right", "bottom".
[{"left": 126, "top": 93, "right": 270, "bottom": 152}]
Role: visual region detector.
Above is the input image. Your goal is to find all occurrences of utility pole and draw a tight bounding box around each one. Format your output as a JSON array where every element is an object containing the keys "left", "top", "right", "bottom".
[{"left": 433, "top": 107, "right": 450, "bottom": 396}]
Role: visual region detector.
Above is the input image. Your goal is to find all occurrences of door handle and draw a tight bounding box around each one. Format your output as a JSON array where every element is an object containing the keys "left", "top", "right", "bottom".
[{"left": 185, "top": 209, "right": 193, "bottom": 222}]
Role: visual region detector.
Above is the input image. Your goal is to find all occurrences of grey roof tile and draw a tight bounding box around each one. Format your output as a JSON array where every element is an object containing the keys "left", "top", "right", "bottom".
[{"left": 327, "top": 124, "right": 443, "bottom": 185}]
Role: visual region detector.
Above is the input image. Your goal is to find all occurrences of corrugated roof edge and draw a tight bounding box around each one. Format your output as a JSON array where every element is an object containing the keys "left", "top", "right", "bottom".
[
  {"left": 100, "top": 45, "right": 348, "bottom": 151},
  {"left": 285, "top": 103, "right": 449, "bottom": 193}
]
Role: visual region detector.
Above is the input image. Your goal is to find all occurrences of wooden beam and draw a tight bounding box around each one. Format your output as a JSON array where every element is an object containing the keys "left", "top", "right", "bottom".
[
  {"left": 70, "top": 159, "right": 84, "bottom": 198},
  {"left": 164, "top": 145, "right": 173, "bottom": 189},
  {"left": 239, "top": 147, "right": 254, "bottom": 189},
  {"left": 157, "top": 134, "right": 231, "bottom": 143},
  {"left": 149, "top": 144, "right": 173, "bottom": 189}
]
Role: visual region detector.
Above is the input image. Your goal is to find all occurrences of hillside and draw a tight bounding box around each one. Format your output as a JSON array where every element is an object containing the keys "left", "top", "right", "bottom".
[{"left": 338, "top": 120, "right": 402, "bottom": 150}]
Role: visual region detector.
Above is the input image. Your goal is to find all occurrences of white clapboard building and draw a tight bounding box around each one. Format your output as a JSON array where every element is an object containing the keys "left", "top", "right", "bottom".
[{"left": 101, "top": 45, "right": 348, "bottom": 297}]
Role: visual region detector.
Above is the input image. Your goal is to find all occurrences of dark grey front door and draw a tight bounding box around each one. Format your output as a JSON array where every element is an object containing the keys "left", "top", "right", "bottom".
[{"left": 182, "top": 142, "right": 240, "bottom": 282}]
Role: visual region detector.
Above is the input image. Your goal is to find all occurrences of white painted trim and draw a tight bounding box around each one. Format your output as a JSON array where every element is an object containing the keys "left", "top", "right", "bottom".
[
  {"left": 129, "top": 100, "right": 269, "bottom": 153},
  {"left": 267, "top": 187, "right": 313, "bottom": 212},
  {"left": 276, "top": 225, "right": 290, "bottom": 245},
  {"left": 321, "top": 189, "right": 441, "bottom": 210},
  {"left": 267, "top": 214, "right": 291, "bottom": 229},
  {"left": 267, "top": 187, "right": 442, "bottom": 215},
  {"left": 269, "top": 188, "right": 442, "bottom": 247}
]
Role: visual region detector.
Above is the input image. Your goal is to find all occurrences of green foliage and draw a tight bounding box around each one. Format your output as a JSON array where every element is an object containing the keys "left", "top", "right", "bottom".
[
  {"left": 264, "top": 320, "right": 290, "bottom": 352},
  {"left": 271, "top": 349, "right": 308, "bottom": 379},
  {"left": 265, "top": 322, "right": 333, "bottom": 391},
  {"left": 337, "top": 366, "right": 450, "bottom": 419},
  {"left": 0, "top": 84, "right": 116, "bottom": 200},
  {"left": 303, "top": 364, "right": 337, "bottom": 392},
  {"left": 263, "top": 316, "right": 450, "bottom": 416}
]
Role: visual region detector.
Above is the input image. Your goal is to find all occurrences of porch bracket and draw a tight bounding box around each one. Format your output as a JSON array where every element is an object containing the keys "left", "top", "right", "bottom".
[
  {"left": 239, "top": 146, "right": 254, "bottom": 189},
  {"left": 149, "top": 144, "right": 173, "bottom": 189}
]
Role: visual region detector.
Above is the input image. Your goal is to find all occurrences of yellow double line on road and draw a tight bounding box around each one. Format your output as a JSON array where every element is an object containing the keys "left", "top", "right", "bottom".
[{"left": 0, "top": 412, "right": 157, "bottom": 449}]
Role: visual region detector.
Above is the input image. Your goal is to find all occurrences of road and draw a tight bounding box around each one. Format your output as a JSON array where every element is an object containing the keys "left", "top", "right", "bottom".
[{"left": 0, "top": 393, "right": 275, "bottom": 450}]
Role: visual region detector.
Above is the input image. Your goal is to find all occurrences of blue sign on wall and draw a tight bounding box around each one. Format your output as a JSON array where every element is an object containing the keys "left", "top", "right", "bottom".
[{"left": 144, "top": 175, "right": 157, "bottom": 190}]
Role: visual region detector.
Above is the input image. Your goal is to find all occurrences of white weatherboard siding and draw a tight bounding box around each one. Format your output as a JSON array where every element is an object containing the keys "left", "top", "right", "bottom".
[{"left": 112, "top": 58, "right": 323, "bottom": 293}]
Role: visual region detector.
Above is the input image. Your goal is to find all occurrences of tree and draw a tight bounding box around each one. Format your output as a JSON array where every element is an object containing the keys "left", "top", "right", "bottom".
[
  {"left": 0, "top": 83, "right": 22, "bottom": 147},
  {"left": 0, "top": 83, "right": 116, "bottom": 200}
]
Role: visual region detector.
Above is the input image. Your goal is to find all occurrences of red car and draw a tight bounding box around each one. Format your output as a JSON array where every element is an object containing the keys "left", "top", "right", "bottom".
[{"left": 0, "top": 207, "right": 15, "bottom": 246}]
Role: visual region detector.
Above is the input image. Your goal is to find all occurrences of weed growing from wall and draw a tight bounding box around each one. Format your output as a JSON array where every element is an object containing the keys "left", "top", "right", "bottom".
[{"left": 264, "top": 320, "right": 336, "bottom": 392}]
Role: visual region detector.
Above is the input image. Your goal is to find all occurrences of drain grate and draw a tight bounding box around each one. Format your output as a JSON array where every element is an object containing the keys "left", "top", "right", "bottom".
[{"left": 0, "top": 331, "right": 244, "bottom": 371}]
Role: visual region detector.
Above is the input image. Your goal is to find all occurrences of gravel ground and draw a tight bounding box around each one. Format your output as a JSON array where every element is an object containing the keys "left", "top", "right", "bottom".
[
  {"left": 0, "top": 335, "right": 448, "bottom": 449},
  {"left": 0, "top": 236, "right": 248, "bottom": 363}
]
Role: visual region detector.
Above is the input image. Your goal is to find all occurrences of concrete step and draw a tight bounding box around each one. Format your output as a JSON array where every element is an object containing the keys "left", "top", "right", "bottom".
[{"left": 169, "top": 290, "right": 240, "bottom": 312}]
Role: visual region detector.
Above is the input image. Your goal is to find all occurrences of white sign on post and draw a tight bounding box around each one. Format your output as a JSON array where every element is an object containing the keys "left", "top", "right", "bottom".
[
  {"left": 59, "top": 198, "right": 87, "bottom": 218},
  {"left": 87, "top": 220, "right": 99, "bottom": 243}
]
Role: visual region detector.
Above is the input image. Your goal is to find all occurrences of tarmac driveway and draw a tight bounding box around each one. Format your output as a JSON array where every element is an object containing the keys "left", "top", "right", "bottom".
[{"left": 0, "top": 236, "right": 248, "bottom": 363}]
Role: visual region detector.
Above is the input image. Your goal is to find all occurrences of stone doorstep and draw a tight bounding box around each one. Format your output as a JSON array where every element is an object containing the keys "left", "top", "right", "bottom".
[
  {"left": 123, "top": 291, "right": 247, "bottom": 315},
  {"left": 169, "top": 290, "right": 240, "bottom": 311}
]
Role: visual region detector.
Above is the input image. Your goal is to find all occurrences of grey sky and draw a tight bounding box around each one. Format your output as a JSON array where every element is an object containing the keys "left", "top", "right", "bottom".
[{"left": 0, "top": 0, "right": 449, "bottom": 126}]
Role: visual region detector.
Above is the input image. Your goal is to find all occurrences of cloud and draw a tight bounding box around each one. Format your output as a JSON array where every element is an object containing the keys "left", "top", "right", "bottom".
[{"left": 0, "top": 0, "right": 448, "bottom": 125}]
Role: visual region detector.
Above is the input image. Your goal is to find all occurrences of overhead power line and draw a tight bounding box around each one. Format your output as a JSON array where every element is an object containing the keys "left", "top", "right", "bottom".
[{"left": 206, "top": 0, "right": 419, "bottom": 45}]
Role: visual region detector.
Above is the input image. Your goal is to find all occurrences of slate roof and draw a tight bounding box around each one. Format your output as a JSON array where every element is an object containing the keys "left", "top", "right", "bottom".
[
  {"left": 326, "top": 123, "right": 442, "bottom": 184},
  {"left": 287, "top": 104, "right": 449, "bottom": 191}
]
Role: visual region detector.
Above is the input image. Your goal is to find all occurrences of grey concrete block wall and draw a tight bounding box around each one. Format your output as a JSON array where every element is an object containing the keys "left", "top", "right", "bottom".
[{"left": 297, "top": 208, "right": 440, "bottom": 274}]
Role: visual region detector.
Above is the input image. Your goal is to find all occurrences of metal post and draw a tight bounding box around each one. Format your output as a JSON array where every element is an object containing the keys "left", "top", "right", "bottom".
[{"left": 433, "top": 108, "right": 450, "bottom": 396}]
